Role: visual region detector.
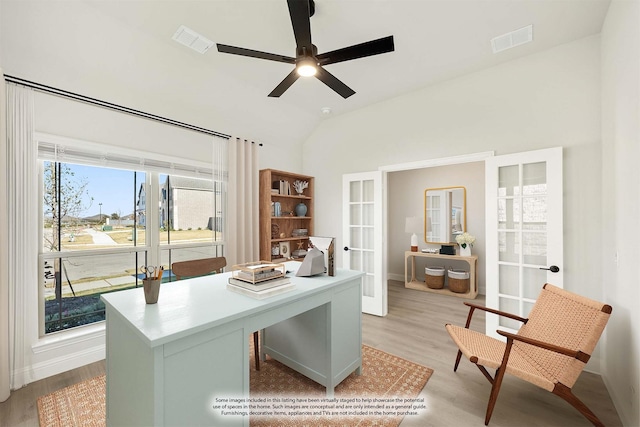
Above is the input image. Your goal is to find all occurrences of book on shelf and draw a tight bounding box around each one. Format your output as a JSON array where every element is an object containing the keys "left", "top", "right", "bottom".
[
  {"left": 228, "top": 276, "right": 291, "bottom": 291},
  {"left": 272, "top": 179, "right": 291, "bottom": 196},
  {"left": 226, "top": 281, "right": 295, "bottom": 300}
]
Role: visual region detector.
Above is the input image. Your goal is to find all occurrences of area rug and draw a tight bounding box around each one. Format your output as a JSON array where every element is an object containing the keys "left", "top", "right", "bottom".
[{"left": 38, "top": 345, "right": 433, "bottom": 427}]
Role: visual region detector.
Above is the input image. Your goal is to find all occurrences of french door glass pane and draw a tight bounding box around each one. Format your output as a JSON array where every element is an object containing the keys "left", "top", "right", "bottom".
[
  {"left": 522, "top": 162, "right": 546, "bottom": 194},
  {"left": 363, "top": 250, "right": 374, "bottom": 274},
  {"left": 523, "top": 232, "right": 547, "bottom": 265},
  {"left": 523, "top": 267, "right": 547, "bottom": 299},
  {"left": 350, "top": 205, "right": 361, "bottom": 226},
  {"left": 498, "top": 297, "right": 520, "bottom": 329},
  {"left": 522, "top": 196, "right": 547, "bottom": 229},
  {"left": 498, "top": 231, "right": 519, "bottom": 262},
  {"left": 350, "top": 250, "right": 362, "bottom": 270},
  {"left": 362, "top": 203, "right": 374, "bottom": 226},
  {"left": 350, "top": 181, "right": 361, "bottom": 202},
  {"left": 498, "top": 264, "right": 519, "bottom": 296},
  {"left": 363, "top": 227, "right": 374, "bottom": 250},
  {"left": 498, "top": 165, "right": 519, "bottom": 196},
  {"left": 363, "top": 274, "right": 374, "bottom": 297},
  {"left": 350, "top": 228, "right": 361, "bottom": 249},
  {"left": 363, "top": 251, "right": 374, "bottom": 297},
  {"left": 362, "top": 179, "right": 374, "bottom": 202},
  {"left": 498, "top": 198, "right": 521, "bottom": 229}
]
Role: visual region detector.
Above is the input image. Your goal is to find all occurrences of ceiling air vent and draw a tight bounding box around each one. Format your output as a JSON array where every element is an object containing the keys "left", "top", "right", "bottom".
[
  {"left": 172, "top": 25, "right": 214, "bottom": 54},
  {"left": 491, "top": 25, "right": 533, "bottom": 54}
]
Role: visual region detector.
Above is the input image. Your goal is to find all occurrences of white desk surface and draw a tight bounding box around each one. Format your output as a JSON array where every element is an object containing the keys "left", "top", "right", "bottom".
[{"left": 101, "top": 261, "right": 364, "bottom": 348}]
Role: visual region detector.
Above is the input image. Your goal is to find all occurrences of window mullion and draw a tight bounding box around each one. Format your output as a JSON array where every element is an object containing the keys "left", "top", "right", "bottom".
[{"left": 147, "top": 171, "right": 160, "bottom": 267}]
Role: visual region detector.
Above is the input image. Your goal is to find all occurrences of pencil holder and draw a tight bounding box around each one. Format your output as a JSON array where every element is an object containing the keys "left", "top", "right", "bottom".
[{"left": 143, "top": 279, "right": 161, "bottom": 304}]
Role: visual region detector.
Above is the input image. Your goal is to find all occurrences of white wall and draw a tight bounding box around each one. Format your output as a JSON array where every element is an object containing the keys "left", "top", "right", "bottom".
[
  {"left": 35, "top": 92, "right": 214, "bottom": 161},
  {"left": 258, "top": 144, "right": 303, "bottom": 175},
  {"left": 600, "top": 1, "right": 640, "bottom": 425},
  {"left": 304, "top": 35, "right": 603, "bottom": 308},
  {"left": 33, "top": 91, "right": 303, "bottom": 172}
]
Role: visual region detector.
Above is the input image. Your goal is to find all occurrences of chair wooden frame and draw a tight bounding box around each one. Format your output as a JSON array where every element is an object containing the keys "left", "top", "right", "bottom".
[
  {"left": 172, "top": 257, "right": 261, "bottom": 371},
  {"left": 445, "top": 283, "right": 612, "bottom": 426}
]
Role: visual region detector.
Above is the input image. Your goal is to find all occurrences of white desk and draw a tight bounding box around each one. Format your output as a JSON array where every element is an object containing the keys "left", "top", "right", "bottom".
[{"left": 101, "top": 262, "right": 363, "bottom": 427}]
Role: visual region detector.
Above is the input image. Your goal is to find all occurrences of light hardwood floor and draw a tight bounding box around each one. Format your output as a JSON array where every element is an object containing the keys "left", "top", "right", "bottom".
[{"left": 0, "top": 280, "right": 622, "bottom": 426}]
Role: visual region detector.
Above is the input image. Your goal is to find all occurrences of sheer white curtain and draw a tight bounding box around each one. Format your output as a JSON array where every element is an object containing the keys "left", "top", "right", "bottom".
[
  {"left": 0, "top": 73, "right": 9, "bottom": 402},
  {"left": 224, "top": 137, "right": 260, "bottom": 267},
  {"left": 1, "top": 82, "right": 37, "bottom": 399}
]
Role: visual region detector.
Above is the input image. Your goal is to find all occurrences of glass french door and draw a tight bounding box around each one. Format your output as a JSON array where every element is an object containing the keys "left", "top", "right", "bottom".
[
  {"left": 485, "top": 147, "right": 563, "bottom": 338},
  {"left": 342, "top": 171, "right": 387, "bottom": 316}
]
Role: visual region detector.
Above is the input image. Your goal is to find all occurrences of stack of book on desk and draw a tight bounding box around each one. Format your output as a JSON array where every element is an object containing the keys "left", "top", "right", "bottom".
[{"left": 227, "top": 261, "right": 294, "bottom": 299}]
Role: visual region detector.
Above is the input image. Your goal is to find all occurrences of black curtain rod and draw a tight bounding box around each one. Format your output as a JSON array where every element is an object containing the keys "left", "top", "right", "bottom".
[{"left": 4, "top": 75, "right": 231, "bottom": 139}]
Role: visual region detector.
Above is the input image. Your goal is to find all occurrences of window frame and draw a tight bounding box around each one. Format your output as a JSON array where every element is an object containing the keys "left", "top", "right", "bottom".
[{"left": 36, "top": 133, "right": 225, "bottom": 336}]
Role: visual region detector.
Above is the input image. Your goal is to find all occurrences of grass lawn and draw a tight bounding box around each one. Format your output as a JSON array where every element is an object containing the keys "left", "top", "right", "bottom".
[
  {"left": 61, "top": 227, "right": 217, "bottom": 247},
  {"left": 110, "top": 228, "right": 215, "bottom": 243}
]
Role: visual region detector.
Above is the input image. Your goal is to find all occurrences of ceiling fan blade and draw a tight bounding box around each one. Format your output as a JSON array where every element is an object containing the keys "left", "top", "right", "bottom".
[
  {"left": 287, "top": 0, "right": 313, "bottom": 50},
  {"left": 268, "top": 69, "right": 301, "bottom": 97},
  {"left": 315, "top": 66, "right": 355, "bottom": 99},
  {"left": 317, "top": 35, "right": 395, "bottom": 66},
  {"left": 217, "top": 43, "right": 295, "bottom": 64}
]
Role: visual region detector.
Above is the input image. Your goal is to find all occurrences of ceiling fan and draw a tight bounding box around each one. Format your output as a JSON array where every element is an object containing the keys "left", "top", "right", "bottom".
[{"left": 216, "top": 0, "right": 395, "bottom": 99}]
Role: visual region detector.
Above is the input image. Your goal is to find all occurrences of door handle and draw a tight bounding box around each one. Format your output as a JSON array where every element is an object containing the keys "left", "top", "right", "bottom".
[
  {"left": 344, "top": 246, "right": 349, "bottom": 251},
  {"left": 539, "top": 265, "right": 560, "bottom": 273}
]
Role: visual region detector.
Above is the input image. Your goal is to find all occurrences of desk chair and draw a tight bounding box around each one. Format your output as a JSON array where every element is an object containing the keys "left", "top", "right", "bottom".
[
  {"left": 445, "top": 283, "right": 612, "bottom": 426},
  {"left": 172, "top": 257, "right": 261, "bottom": 371}
]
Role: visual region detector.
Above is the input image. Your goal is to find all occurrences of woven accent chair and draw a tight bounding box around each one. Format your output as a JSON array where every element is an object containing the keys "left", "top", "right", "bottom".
[
  {"left": 445, "top": 283, "right": 612, "bottom": 426},
  {"left": 172, "top": 257, "right": 262, "bottom": 371}
]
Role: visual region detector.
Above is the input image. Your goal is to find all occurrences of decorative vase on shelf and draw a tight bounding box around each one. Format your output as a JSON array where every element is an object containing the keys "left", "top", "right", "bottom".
[
  {"left": 459, "top": 244, "right": 471, "bottom": 257},
  {"left": 295, "top": 202, "right": 308, "bottom": 217}
]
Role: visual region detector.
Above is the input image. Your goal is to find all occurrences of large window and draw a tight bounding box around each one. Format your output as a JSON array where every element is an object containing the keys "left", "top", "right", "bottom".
[{"left": 39, "top": 148, "right": 224, "bottom": 335}]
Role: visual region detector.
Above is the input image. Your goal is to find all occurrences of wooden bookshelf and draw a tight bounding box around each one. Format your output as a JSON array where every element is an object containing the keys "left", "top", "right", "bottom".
[{"left": 259, "top": 169, "right": 314, "bottom": 262}]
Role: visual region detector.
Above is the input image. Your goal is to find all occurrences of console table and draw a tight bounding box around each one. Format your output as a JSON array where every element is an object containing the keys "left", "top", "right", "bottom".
[
  {"left": 101, "top": 262, "right": 363, "bottom": 426},
  {"left": 404, "top": 251, "right": 478, "bottom": 299}
]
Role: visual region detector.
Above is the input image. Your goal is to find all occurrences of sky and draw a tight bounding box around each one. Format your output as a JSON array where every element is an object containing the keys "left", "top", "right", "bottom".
[{"left": 59, "top": 164, "right": 146, "bottom": 218}]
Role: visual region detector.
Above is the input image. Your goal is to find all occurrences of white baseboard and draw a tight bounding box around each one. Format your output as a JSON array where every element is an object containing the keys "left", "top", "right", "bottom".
[
  {"left": 15, "top": 325, "right": 106, "bottom": 387},
  {"left": 31, "top": 345, "right": 105, "bottom": 382}
]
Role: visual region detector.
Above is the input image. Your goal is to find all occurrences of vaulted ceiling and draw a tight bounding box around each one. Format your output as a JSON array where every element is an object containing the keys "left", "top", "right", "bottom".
[{"left": 1, "top": 0, "right": 611, "bottom": 148}]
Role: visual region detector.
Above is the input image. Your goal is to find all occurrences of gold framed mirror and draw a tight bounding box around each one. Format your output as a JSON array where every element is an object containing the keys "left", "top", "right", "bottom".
[{"left": 424, "top": 186, "right": 466, "bottom": 244}]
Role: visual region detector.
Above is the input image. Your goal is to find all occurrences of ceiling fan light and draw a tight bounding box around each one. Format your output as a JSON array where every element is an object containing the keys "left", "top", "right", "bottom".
[{"left": 296, "top": 59, "right": 317, "bottom": 77}]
